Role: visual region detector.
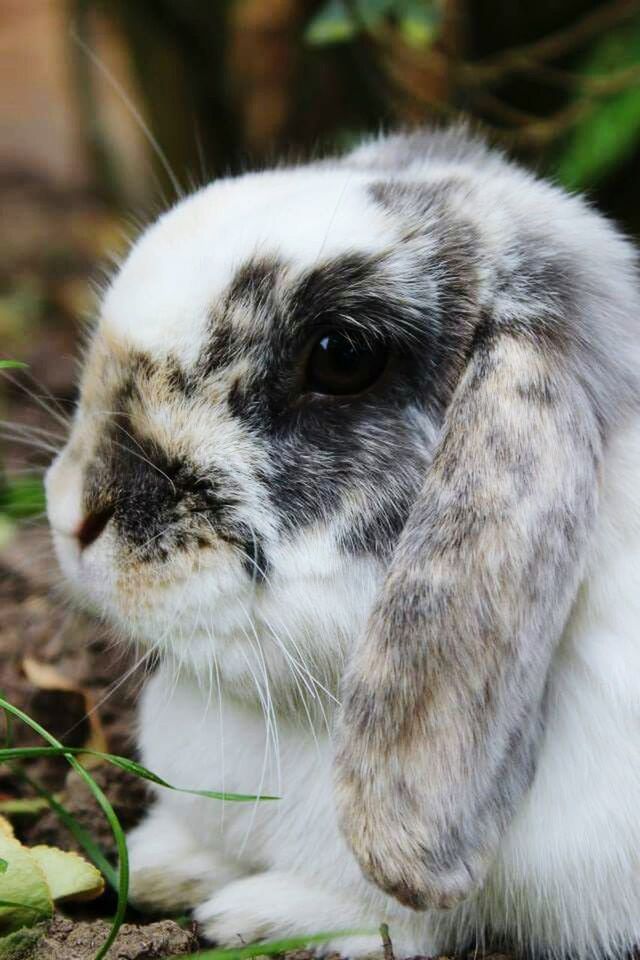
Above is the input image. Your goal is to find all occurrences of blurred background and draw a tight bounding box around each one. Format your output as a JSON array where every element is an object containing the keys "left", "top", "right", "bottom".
[{"left": 2, "top": 0, "right": 640, "bottom": 534}]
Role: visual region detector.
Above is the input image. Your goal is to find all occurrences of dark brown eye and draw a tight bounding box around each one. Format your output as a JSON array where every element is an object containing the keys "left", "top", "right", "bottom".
[{"left": 304, "top": 331, "right": 388, "bottom": 396}]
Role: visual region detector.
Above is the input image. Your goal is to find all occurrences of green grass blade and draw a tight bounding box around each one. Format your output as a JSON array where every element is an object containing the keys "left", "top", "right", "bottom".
[
  {"left": 0, "top": 698, "right": 127, "bottom": 960},
  {"left": 0, "top": 693, "right": 14, "bottom": 748},
  {"left": 176, "top": 931, "right": 373, "bottom": 960},
  {"left": 555, "top": 20, "right": 640, "bottom": 188},
  {"left": 0, "top": 361, "right": 28, "bottom": 370},
  {"left": 0, "top": 747, "right": 277, "bottom": 802}
]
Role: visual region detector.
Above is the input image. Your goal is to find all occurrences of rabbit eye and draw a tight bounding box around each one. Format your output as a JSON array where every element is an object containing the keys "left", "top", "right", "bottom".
[{"left": 304, "top": 331, "right": 388, "bottom": 396}]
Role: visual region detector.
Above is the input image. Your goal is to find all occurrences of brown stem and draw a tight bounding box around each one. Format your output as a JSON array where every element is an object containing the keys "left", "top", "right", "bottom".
[
  {"left": 457, "top": 0, "right": 640, "bottom": 84},
  {"left": 380, "top": 923, "right": 395, "bottom": 960}
]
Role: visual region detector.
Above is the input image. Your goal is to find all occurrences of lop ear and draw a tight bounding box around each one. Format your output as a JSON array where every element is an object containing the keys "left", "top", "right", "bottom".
[{"left": 334, "top": 327, "right": 602, "bottom": 910}]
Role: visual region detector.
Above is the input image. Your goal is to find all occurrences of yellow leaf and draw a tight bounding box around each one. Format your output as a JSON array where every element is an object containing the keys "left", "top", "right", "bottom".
[
  {"left": 30, "top": 846, "right": 104, "bottom": 903},
  {"left": 21, "top": 657, "right": 109, "bottom": 754},
  {"left": 0, "top": 826, "right": 53, "bottom": 933},
  {"left": 0, "top": 817, "right": 104, "bottom": 935},
  {"left": 0, "top": 817, "right": 15, "bottom": 839}
]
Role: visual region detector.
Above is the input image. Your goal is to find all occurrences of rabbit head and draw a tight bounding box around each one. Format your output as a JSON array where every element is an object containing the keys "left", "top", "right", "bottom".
[
  {"left": 46, "top": 147, "right": 455, "bottom": 694},
  {"left": 46, "top": 128, "right": 640, "bottom": 911}
]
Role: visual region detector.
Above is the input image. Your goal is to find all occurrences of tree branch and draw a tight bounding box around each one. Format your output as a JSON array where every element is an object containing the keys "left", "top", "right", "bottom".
[{"left": 457, "top": 0, "right": 640, "bottom": 85}]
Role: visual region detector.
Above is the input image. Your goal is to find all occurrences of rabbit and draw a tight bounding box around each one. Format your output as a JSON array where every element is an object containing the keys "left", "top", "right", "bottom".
[{"left": 45, "top": 126, "right": 640, "bottom": 959}]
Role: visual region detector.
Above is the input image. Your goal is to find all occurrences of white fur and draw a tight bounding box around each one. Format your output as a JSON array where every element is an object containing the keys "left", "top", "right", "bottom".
[
  {"left": 123, "top": 419, "right": 640, "bottom": 958},
  {"left": 102, "top": 168, "right": 395, "bottom": 366},
  {"left": 46, "top": 143, "right": 640, "bottom": 957}
]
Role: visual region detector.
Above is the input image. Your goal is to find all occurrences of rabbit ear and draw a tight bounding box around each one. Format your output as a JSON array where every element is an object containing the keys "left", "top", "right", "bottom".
[{"left": 334, "top": 328, "right": 602, "bottom": 910}]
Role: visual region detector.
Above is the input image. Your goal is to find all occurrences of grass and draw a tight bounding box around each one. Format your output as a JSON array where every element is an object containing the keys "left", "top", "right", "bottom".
[
  {"left": 0, "top": 744, "right": 276, "bottom": 805},
  {"left": 1, "top": 698, "right": 130, "bottom": 958},
  {"left": 175, "top": 932, "right": 373, "bottom": 960},
  {"left": 0, "top": 697, "right": 281, "bottom": 960}
]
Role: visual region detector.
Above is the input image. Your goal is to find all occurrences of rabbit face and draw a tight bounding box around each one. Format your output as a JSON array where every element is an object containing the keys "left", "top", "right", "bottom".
[{"left": 46, "top": 166, "right": 472, "bottom": 691}]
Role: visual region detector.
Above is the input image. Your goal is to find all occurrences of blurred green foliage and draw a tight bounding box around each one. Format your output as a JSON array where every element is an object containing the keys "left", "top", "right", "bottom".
[
  {"left": 556, "top": 20, "right": 640, "bottom": 188},
  {"left": 0, "top": 365, "right": 45, "bottom": 527},
  {"left": 0, "top": 476, "right": 45, "bottom": 522},
  {"left": 305, "top": 0, "right": 440, "bottom": 46}
]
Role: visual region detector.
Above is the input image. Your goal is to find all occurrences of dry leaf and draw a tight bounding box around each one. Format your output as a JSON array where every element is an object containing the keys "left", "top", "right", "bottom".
[
  {"left": 0, "top": 817, "right": 53, "bottom": 933},
  {"left": 29, "top": 847, "right": 104, "bottom": 903},
  {"left": 21, "top": 657, "right": 108, "bottom": 754}
]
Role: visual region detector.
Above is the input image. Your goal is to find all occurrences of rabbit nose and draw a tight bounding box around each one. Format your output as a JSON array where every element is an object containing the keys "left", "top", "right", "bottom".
[{"left": 76, "top": 504, "right": 115, "bottom": 551}]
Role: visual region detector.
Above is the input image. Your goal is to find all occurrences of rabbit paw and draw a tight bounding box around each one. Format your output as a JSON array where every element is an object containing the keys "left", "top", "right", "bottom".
[
  {"left": 194, "top": 871, "right": 381, "bottom": 957},
  {"left": 335, "top": 778, "right": 480, "bottom": 911},
  {"left": 127, "top": 807, "right": 241, "bottom": 912}
]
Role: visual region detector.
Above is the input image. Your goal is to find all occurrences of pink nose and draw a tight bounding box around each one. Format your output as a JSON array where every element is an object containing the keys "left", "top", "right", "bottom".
[{"left": 76, "top": 505, "right": 115, "bottom": 551}]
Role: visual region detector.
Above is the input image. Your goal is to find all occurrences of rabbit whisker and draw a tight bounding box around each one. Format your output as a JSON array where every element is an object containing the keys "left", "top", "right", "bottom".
[
  {"left": 0, "top": 420, "right": 67, "bottom": 444},
  {"left": 60, "top": 641, "right": 160, "bottom": 744},
  {"left": 243, "top": 608, "right": 282, "bottom": 795},
  {"left": 0, "top": 430, "right": 62, "bottom": 457},
  {"left": 233, "top": 623, "right": 276, "bottom": 854},
  {"left": 218, "top": 521, "right": 336, "bottom": 708},
  {"left": 0, "top": 370, "right": 71, "bottom": 430},
  {"left": 71, "top": 26, "right": 184, "bottom": 202},
  {"left": 263, "top": 615, "right": 323, "bottom": 752}
]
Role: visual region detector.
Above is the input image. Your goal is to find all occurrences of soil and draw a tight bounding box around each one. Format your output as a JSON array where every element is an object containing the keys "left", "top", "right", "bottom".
[{"left": 1, "top": 916, "right": 199, "bottom": 960}]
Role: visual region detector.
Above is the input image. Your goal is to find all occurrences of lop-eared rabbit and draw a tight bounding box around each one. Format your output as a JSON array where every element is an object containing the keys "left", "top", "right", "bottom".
[{"left": 46, "top": 128, "right": 640, "bottom": 959}]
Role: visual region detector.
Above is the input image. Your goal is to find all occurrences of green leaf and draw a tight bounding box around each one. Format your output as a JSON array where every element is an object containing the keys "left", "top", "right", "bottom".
[
  {"left": 398, "top": 0, "right": 440, "bottom": 47},
  {"left": 305, "top": 0, "right": 357, "bottom": 45},
  {"left": 555, "top": 22, "right": 640, "bottom": 188},
  {"left": 0, "top": 747, "right": 277, "bottom": 803},
  {"left": 1, "top": 697, "right": 14, "bottom": 749},
  {"left": 305, "top": 0, "right": 439, "bottom": 45},
  {"left": 0, "top": 362, "right": 28, "bottom": 370},
  {"left": 0, "top": 820, "right": 53, "bottom": 932},
  {"left": 0, "top": 899, "right": 42, "bottom": 913},
  {"left": 0, "top": 860, "right": 6, "bottom": 875},
  {"left": 29, "top": 846, "right": 104, "bottom": 902}
]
